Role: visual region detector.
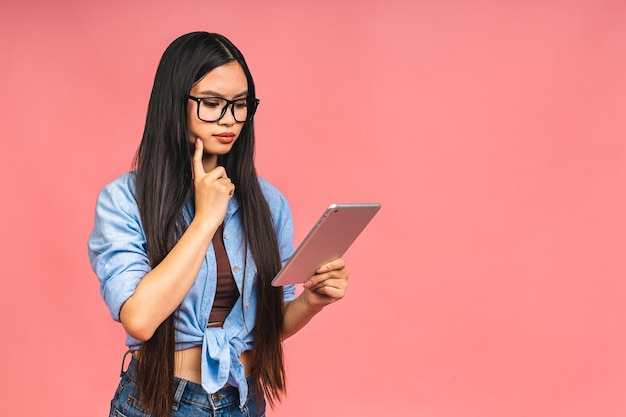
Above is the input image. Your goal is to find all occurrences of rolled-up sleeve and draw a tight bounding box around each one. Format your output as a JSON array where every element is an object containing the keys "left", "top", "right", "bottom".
[{"left": 87, "top": 174, "right": 151, "bottom": 321}]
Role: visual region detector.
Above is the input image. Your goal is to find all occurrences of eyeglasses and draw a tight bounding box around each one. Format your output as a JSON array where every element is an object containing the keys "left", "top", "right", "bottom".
[{"left": 188, "top": 95, "right": 260, "bottom": 122}]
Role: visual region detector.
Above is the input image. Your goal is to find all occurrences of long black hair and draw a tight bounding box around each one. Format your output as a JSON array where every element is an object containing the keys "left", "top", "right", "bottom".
[{"left": 133, "top": 32, "right": 286, "bottom": 417}]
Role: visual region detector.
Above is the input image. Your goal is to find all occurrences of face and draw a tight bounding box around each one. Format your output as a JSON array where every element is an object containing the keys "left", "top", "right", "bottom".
[{"left": 187, "top": 61, "right": 249, "bottom": 172}]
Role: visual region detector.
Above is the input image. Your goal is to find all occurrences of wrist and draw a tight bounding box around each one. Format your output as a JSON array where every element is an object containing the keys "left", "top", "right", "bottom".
[
  {"left": 297, "top": 291, "right": 324, "bottom": 315},
  {"left": 189, "top": 215, "right": 221, "bottom": 234}
]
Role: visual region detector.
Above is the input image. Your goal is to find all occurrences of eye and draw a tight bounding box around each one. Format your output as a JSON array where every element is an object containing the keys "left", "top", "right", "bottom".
[
  {"left": 201, "top": 98, "right": 222, "bottom": 108},
  {"left": 234, "top": 99, "right": 248, "bottom": 109}
]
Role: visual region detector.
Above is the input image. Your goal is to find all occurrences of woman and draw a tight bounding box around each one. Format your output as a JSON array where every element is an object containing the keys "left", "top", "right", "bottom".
[{"left": 88, "top": 32, "right": 348, "bottom": 417}]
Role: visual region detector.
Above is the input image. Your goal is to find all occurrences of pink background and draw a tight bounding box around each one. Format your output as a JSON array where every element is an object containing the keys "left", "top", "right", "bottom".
[{"left": 1, "top": 1, "right": 625, "bottom": 416}]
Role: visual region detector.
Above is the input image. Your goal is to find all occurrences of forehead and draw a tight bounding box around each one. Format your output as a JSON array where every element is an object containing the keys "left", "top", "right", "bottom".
[{"left": 191, "top": 62, "right": 248, "bottom": 96}]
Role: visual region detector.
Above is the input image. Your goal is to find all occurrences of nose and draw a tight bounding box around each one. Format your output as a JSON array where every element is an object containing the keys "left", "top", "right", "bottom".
[{"left": 217, "top": 103, "right": 237, "bottom": 125}]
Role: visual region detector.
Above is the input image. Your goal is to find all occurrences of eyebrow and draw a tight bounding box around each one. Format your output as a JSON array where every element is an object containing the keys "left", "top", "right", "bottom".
[{"left": 196, "top": 89, "right": 249, "bottom": 99}]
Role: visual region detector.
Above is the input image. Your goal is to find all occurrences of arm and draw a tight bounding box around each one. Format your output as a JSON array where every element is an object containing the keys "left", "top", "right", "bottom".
[
  {"left": 119, "top": 218, "right": 218, "bottom": 341},
  {"left": 121, "top": 139, "right": 234, "bottom": 341},
  {"left": 281, "top": 258, "right": 349, "bottom": 340}
]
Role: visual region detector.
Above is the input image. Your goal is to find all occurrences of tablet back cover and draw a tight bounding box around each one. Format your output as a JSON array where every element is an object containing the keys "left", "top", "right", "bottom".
[{"left": 271, "top": 203, "right": 380, "bottom": 286}]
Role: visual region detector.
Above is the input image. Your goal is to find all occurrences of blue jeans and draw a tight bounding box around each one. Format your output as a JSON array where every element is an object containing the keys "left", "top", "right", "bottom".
[{"left": 109, "top": 352, "right": 266, "bottom": 417}]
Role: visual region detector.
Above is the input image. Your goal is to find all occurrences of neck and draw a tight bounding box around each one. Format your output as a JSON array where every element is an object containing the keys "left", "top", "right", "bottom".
[{"left": 203, "top": 154, "right": 218, "bottom": 173}]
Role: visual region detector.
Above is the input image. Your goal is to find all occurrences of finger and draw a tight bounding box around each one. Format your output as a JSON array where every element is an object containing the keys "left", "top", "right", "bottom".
[
  {"left": 200, "top": 167, "right": 232, "bottom": 188},
  {"left": 215, "top": 176, "right": 235, "bottom": 196},
  {"left": 304, "top": 269, "right": 348, "bottom": 290},
  {"left": 308, "top": 280, "right": 347, "bottom": 294},
  {"left": 210, "top": 166, "right": 229, "bottom": 180},
  {"left": 192, "top": 138, "right": 205, "bottom": 179},
  {"left": 308, "top": 283, "right": 347, "bottom": 302},
  {"left": 316, "top": 258, "right": 347, "bottom": 274},
  {"left": 307, "top": 271, "right": 348, "bottom": 288}
]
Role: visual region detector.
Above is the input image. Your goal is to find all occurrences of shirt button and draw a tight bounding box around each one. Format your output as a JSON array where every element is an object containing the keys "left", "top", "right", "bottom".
[
  {"left": 224, "top": 233, "right": 230, "bottom": 240},
  {"left": 246, "top": 301, "right": 251, "bottom": 309},
  {"left": 233, "top": 266, "right": 240, "bottom": 273}
]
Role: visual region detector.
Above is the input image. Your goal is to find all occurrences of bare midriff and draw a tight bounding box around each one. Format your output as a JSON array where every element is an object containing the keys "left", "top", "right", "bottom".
[
  {"left": 177, "top": 346, "right": 255, "bottom": 384},
  {"left": 134, "top": 346, "right": 255, "bottom": 385}
]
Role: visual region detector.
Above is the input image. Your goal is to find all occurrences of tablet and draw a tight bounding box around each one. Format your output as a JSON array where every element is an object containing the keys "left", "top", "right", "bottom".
[{"left": 271, "top": 203, "right": 381, "bottom": 286}]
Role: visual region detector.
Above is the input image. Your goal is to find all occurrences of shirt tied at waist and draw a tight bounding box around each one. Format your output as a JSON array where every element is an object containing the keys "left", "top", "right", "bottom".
[{"left": 201, "top": 327, "right": 249, "bottom": 408}]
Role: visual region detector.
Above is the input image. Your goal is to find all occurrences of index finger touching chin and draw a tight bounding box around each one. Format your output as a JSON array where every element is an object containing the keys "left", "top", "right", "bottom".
[{"left": 192, "top": 138, "right": 205, "bottom": 177}]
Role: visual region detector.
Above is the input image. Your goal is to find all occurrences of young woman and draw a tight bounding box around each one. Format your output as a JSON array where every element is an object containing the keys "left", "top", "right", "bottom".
[{"left": 88, "top": 32, "right": 348, "bottom": 417}]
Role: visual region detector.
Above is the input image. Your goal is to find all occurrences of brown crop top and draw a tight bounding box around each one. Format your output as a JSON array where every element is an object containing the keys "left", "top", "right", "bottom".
[{"left": 207, "top": 224, "right": 240, "bottom": 327}]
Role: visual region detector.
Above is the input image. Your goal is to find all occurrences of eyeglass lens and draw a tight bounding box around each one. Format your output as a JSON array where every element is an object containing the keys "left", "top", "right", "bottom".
[{"left": 197, "top": 97, "right": 250, "bottom": 122}]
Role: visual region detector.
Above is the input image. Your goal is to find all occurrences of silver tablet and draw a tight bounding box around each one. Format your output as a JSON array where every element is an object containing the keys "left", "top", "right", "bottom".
[{"left": 271, "top": 203, "right": 381, "bottom": 286}]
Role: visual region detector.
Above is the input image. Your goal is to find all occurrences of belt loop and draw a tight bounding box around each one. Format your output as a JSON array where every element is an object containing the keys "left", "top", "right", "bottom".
[
  {"left": 172, "top": 379, "right": 187, "bottom": 411},
  {"left": 120, "top": 349, "right": 133, "bottom": 377}
]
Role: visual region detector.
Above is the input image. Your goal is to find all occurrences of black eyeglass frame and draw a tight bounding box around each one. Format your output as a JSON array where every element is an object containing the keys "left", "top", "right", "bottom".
[{"left": 188, "top": 95, "right": 260, "bottom": 122}]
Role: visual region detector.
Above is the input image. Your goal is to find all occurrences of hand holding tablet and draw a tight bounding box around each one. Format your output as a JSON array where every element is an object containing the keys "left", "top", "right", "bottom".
[{"left": 271, "top": 203, "right": 381, "bottom": 286}]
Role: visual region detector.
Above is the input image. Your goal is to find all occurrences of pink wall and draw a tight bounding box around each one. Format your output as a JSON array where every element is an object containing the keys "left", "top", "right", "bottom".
[{"left": 1, "top": 1, "right": 624, "bottom": 416}]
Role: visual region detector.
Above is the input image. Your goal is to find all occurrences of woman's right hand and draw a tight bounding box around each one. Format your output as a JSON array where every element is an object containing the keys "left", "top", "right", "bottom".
[{"left": 191, "top": 138, "right": 235, "bottom": 227}]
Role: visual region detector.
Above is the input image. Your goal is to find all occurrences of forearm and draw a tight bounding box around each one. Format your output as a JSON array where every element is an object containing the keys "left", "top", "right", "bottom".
[
  {"left": 120, "top": 218, "right": 219, "bottom": 341},
  {"left": 281, "top": 293, "right": 324, "bottom": 340}
]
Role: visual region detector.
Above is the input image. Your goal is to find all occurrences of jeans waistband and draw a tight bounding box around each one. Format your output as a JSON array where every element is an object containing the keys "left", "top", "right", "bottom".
[{"left": 121, "top": 350, "right": 249, "bottom": 411}]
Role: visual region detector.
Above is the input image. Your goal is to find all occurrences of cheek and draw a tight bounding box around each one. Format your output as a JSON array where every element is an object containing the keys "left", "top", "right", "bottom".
[
  {"left": 234, "top": 123, "right": 245, "bottom": 138},
  {"left": 186, "top": 104, "right": 197, "bottom": 139},
  {"left": 186, "top": 115, "right": 199, "bottom": 142}
]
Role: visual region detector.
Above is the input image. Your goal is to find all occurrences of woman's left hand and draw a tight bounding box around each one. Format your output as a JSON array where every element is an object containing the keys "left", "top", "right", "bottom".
[{"left": 301, "top": 258, "right": 348, "bottom": 308}]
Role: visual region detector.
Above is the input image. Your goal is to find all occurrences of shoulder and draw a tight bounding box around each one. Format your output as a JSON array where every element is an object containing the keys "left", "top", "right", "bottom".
[
  {"left": 257, "top": 177, "right": 293, "bottom": 225},
  {"left": 101, "top": 171, "right": 136, "bottom": 194},
  {"left": 96, "top": 172, "right": 137, "bottom": 207},
  {"left": 91, "top": 172, "right": 141, "bottom": 223},
  {"left": 259, "top": 178, "right": 289, "bottom": 212},
  {"left": 257, "top": 177, "right": 281, "bottom": 196}
]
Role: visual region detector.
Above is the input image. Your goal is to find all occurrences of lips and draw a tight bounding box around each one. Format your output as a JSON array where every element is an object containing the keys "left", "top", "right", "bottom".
[{"left": 214, "top": 132, "right": 235, "bottom": 144}]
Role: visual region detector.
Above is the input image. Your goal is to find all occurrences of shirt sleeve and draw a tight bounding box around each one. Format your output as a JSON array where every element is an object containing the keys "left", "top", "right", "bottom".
[
  {"left": 259, "top": 178, "right": 297, "bottom": 302},
  {"left": 87, "top": 174, "right": 151, "bottom": 322},
  {"left": 277, "top": 210, "right": 296, "bottom": 301}
]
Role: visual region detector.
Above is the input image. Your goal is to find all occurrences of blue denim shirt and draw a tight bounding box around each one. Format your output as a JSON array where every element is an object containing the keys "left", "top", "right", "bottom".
[{"left": 87, "top": 172, "right": 296, "bottom": 407}]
